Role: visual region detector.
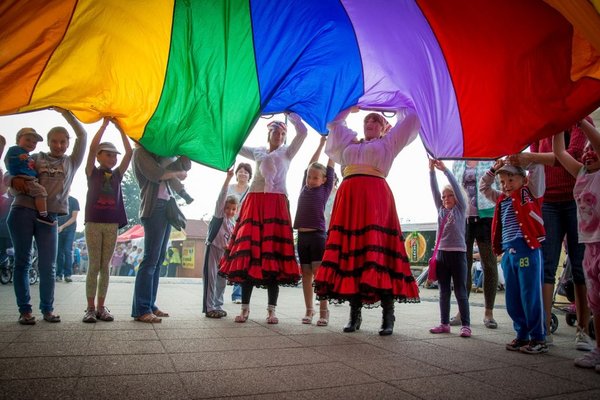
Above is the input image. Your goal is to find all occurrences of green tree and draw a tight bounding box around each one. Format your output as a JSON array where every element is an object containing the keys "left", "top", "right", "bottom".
[{"left": 121, "top": 169, "right": 141, "bottom": 232}]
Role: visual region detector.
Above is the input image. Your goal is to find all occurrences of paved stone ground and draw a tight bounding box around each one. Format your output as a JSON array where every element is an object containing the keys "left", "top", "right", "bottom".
[{"left": 0, "top": 276, "right": 598, "bottom": 399}]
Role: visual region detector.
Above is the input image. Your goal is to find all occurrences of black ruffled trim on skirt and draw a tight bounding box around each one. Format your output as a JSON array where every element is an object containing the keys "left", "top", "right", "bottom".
[
  {"left": 313, "top": 283, "right": 420, "bottom": 307},
  {"left": 219, "top": 270, "right": 300, "bottom": 288},
  {"left": 320, "top": 261, "right": 416, "bottom": 282},
  {"left": 329, "top": 224, "right": 404, "bottom": 239},
  {"left": 325, "top": 243, "right": 410, "bottom": 263}
]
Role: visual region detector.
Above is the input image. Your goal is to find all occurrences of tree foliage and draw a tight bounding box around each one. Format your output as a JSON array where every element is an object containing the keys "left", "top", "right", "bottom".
[{"left": 121, "top": 169, "right": 141, "bottom": 232}]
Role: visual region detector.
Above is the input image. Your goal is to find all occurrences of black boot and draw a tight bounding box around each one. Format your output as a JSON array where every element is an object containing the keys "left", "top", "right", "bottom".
[
  {"left": 379, "top": 295, "right": 395, "bottom": 336},
  {"left": 343, "top": 299, "right": 362, "bottom": 333}
]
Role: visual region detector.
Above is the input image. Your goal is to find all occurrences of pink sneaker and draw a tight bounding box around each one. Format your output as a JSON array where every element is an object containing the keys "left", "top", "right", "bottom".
[
  {"left": 460, "top": 326, "right": 472, "bottom": 338},
  {"left": 430, "top": 324, "right": 451, "bottom": 334}
]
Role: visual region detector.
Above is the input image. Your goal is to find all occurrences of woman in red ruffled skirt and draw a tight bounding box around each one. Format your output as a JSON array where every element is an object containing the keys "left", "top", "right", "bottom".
[
  {"left": 314, "top": 108, "right": 421, "bottom": 335},
  {"left": 220, "top": 113, "right": 307, "bottom": 324}
]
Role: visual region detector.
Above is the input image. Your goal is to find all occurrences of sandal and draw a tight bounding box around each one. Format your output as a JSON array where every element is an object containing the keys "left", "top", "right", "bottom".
[
  {"left": 96, "top": 306, "right": 114, "bottom": 322},
  {"left": 206, "top": 310, "right": 224, "bottom": 319},
  {"left": 316, "top": 310, "right": 329, "bottom": 327},
  {"left": 153, "top": 309, "right": 169, "bottom": 317},
  {"left": 235, "top": 304, "right": 250, "bottom": 323},
  {"left": 18, "top": 313, "right": 36, "bottom": 325},
  {"left": 266, "top": 305, "right": 279, "bottom": 325},
  {"left": 82, "top": 308, "right": 97, "bottom": 323},
  {"left": 483, "top": 318, "right": 498, "bottom": 329},
  {"left": 134, "top": 313, "right": 162, "bottom": 323},
  {"left": 43, "top": 313, "right": 61, "bottom": 323},
  {"left": 302, "top": 308, "right": 315, "bottom": 324}
]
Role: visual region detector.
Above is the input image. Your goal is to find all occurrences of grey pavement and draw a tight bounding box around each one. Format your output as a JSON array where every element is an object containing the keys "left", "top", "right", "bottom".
[{"left": 0, "top": 277, "right": 598, "bottom": 399}]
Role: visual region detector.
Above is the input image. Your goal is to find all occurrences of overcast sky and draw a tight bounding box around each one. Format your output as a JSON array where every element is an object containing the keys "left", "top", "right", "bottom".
[{"left": 0, "top": 109, "right": 449, "bottom": 231}]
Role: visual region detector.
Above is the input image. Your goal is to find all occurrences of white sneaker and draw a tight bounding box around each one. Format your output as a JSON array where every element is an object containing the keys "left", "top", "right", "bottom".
[
  {"left": 546, "top": 332, "right": 554, "bottom": 346},
  {"left": 575, "top": 327, "right": 593, "bottom": 351},
  {"left": 575, "top": 348, "right": 600, "bottom": 368}
]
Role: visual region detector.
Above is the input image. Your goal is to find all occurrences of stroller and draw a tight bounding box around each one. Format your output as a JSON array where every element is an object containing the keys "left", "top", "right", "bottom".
[{"left": 551, "top": 256, "right": 595, "bottom": 339}]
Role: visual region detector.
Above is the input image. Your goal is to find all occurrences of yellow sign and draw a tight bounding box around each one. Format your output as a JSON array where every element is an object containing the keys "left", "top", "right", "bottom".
[
  {"left": 182, "top": 240, "right": 195, "bottom": 269},
  {"left": 405, "top": 232, "right": 427, "bottom": 262}
]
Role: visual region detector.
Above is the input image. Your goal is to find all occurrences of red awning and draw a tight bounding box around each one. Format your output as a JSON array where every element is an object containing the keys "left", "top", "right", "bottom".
[{"left": 116, "top": 225, "right": 144, "bottom": 242}]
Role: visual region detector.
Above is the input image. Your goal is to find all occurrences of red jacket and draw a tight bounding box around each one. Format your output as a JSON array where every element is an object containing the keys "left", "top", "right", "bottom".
[
  {"left": 479, "top": 165, "right": 546, "bottom": 256},
  {"left": 491, "top": 187, "right": 545, "bottom": 255}
]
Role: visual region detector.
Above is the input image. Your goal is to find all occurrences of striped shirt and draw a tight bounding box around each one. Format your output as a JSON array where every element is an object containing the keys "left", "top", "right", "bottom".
[
  {"left": 293, "top": 166, "right": 334, "bottom": 231},
  {"left": 500, "top": 197, "right": 523, "bottom": 244}
]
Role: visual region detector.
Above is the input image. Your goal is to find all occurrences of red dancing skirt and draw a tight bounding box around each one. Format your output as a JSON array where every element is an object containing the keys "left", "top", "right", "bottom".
[
  {"left": 219, "top": 192, "right": 300, "bottom": 287},
  {"left": 314, "top": 175, "right": 420, "bottom": 305}
]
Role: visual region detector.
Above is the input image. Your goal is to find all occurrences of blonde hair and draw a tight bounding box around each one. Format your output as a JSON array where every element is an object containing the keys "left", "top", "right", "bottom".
[
  {"left": 308, "top": 162, "right": 327, "bottom": 177},
  {"left": 442, "top": 185, "right": 467, "bottom": 205}
]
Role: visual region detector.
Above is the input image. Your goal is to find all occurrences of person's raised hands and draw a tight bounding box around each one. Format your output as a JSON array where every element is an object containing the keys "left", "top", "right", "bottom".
[
  {"left": 428, "top": 158, "right": 436, "bottom": 171},
  {"left": 433, "top": 159, "right": 446, "bottom": 171},
  {"left": 506, "top": 152, "right": 531, "bottom": 167},
  {"left": 493, "top": 158, "right": 505, "bottom": 171}
]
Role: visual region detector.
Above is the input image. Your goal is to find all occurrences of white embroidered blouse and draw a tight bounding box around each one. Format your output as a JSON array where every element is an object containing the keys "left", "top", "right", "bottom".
[
  {"left": 239, "top": 117, "right": 307, "bottom": 195},
  {"left": 325, "top": 110, "right": 420, "bottom": 177}
]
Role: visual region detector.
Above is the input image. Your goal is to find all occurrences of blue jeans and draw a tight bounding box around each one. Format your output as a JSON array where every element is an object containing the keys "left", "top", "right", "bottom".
[
  {"left": 232, "top": 283, "right": 242, "bottom": 301},
  {"left": 502, "top": 239, "right": 545, "bottom": 341},
  {"left": 541, "top": 201, "right": 585, "bottom": 284},
  {"left": 7, "top": 206, "right": 57, "bottom": 314},
  {"left": 131, "top": 200, "right": 171, "bottom": 317},
  {"left": 56, "top": 229, "right": 75, "bottom": 278}
]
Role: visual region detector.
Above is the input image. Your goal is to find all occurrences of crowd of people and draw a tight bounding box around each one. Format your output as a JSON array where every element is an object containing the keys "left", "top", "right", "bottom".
[{"left": 0, "top": 108, "right": 599, "bottom": 372}]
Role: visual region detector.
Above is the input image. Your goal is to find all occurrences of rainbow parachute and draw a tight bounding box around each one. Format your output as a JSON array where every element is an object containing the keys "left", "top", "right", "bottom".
[{"left": 1, "top": 0, "right": 600, "bottom": 170}]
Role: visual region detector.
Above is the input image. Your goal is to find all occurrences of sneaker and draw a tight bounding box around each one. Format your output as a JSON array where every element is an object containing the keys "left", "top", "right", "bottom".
[
  {"left": 506, "top": 338, "right": 529, "bottom": 351},
  {"left": 574, "top": 348, "right": 600, "bottom": 368},
  {"left": 575, "top": 327, "right": 593, "bottom": 352},
  {"left": 36, "top": 214, "right": 57, "bottom": 225},
  {"left": 429, "top": 324, "right": 451, "bottom": 334},
  {"left": 64, "top": 276, "right": 73, "bottom": 283},
  {"left": 546, "top": 332, "right": 554, "bottom": 346},
  {"left": 520, "top": 340, "right": 549, "bottom": 355},
  {"left": 460, "top": 326, "right": 472, "bottom": 338},
  {"left": 82, "top": 308, "right": 97, "bottom": 323},
  {"left": 96, "top": 306, "right": 114, "bottom": 322},
  {"left": 232, "top": 299, "right": 242, "bottom": 304},
  {"left": 449, "top": 316, "right": 461, "bottom": 326},
  {"left": 55, "top": 276, "right": 63, "bottom": 282}
]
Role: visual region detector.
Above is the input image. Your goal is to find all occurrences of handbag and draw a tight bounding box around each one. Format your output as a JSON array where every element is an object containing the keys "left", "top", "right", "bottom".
[
  {"left": 428, "top": 212, "right": 450, "bottom": 282},
  {"left": 165, "top": 183, "right": 187, "bottom": 231}
]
